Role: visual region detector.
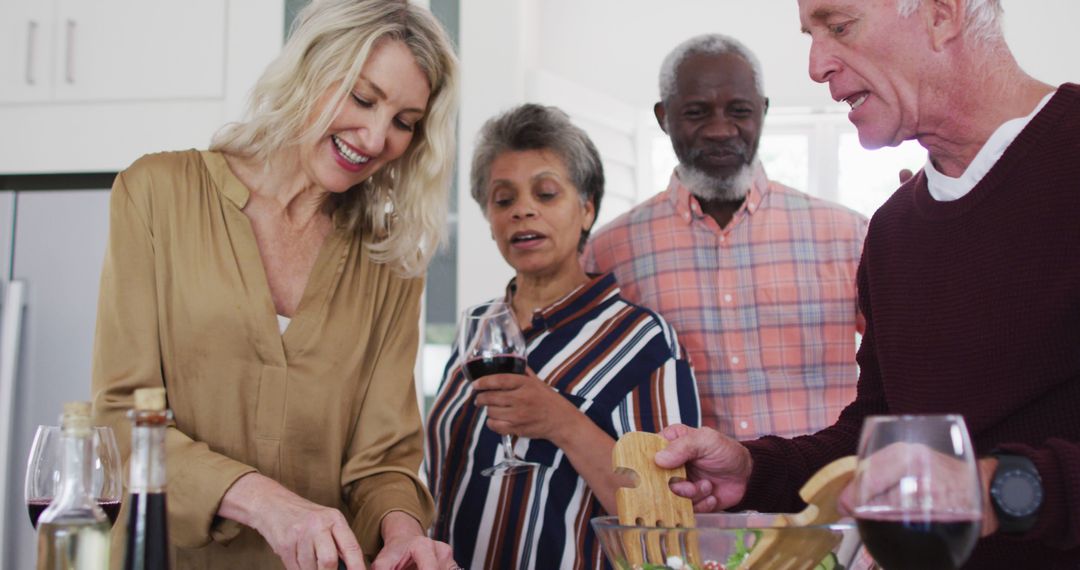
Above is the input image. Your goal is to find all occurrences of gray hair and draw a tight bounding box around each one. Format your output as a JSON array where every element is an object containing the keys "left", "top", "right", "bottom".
[
  {"left": 470, "top": 103, "right": 604, "bottom": 250},
  {"left": 898, "top": 0, "right": 1004, "bottom": 43},
  {"left": 658, "top": 34, "right": 765, "bottom": 105}
]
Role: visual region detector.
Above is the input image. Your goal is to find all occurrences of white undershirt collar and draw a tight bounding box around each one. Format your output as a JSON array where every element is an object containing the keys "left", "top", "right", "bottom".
[{"left": 925, "top": 91, "right": 1055, "bottom": 201}]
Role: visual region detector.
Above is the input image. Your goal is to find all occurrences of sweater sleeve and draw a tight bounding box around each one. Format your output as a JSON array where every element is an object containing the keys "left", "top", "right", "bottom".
[
  {"left": 91, "top": 166, "right": 256, "bottom": 549},
  {"left": 341, "top": 275, "right": 434, "bottom": 558},
  {"left": 735, "top": 253, "right": 885, "bottom": 512},
  {"left": 993, "top": 439, "right": 1080, "bottom": 549}
]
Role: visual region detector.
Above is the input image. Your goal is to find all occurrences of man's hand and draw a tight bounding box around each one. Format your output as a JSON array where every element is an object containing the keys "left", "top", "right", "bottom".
[
  {"left": 654, "top": 424, "right": 753, "bottom": 512},
  {"left": 220, "top": 473, "right": 366, "bottom": 570},
  {"left": 836, "top": 444, "right": 998, "bottom": 537}
]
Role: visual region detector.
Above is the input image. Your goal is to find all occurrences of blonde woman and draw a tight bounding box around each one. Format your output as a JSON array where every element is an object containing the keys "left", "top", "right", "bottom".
[{"left": 91, "top": 1, "right": 459, "bottom": 569}]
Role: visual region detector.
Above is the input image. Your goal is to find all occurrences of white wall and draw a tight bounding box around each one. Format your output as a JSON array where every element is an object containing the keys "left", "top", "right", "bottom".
[
  {"left": 456, "top": 0, "right": 1080, "bottom": 307},
  {"left": 535, "top": 0, "right": 1080, "bottom": 110},
  {"left": 455, "top": 0, "right": 539, "bottom": 310}
]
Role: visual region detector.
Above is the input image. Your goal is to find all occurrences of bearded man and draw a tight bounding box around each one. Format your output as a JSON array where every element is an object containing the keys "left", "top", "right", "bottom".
[{"left": 584, "top": 34, "right": 868, "bottom": 439}]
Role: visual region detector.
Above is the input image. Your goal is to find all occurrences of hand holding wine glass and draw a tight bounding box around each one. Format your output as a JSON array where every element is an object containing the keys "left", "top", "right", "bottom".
[
  {"left": 853, "top": 415, "right": 983, "bottom": 570},
  {"left": 458, "top": 300, "right": 539, "bottom": 476},
  {"left": 25, "top": 425, "right": 123, "bottom": 528}
]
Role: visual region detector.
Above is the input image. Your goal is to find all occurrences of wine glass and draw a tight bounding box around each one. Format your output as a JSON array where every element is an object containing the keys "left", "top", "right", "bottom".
[
  {"left": 853, "top": 415, "right": 982, "bottom": 570},
  {"left": 458, "top": 300, "right": 539, "bottom": 477},
  {"left": 24, "top": 425, "right": 123, "bottom": 528}
]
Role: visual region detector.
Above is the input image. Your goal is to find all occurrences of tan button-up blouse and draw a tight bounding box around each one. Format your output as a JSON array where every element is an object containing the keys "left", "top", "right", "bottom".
[{"left": 91, "top": 150, "right": 433, "bottom": 569}]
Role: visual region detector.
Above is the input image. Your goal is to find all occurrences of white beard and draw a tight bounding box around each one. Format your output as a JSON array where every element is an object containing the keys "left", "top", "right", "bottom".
[{"left": 676, "top": 162, "right": 753, "bottom": 203}]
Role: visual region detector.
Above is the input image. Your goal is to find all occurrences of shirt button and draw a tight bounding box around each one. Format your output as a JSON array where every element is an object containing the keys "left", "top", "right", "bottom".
[
  {"left": 719, "top": 235, "right": 726, "bottom": 243},
  {"left": 723, "top": 294, "right": 733, "bottom": 303},
  {"left": 739, "top": 421, "right": 749, "bottom": 430},
  {"left": 731, "top": 356, "right": 740, "bottom": 365}
]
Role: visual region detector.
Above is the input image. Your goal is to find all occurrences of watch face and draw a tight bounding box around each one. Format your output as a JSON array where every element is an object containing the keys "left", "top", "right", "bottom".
[{"left": 994, "top": 470, "right": 1043, "bottom": 516}]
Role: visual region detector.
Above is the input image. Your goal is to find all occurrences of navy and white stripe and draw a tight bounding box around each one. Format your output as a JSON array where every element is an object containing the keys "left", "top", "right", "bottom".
[{"left": 424, "top": 273, "right": 701, "bottom": 569}]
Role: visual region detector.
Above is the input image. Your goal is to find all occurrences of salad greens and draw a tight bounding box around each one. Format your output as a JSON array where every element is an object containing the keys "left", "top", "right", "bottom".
[
  {"left": 722, "top": 528, "right": 762, "bottom": 568},
  {"left": 615, "top": 527, "right": 844, "bottom": 570}
]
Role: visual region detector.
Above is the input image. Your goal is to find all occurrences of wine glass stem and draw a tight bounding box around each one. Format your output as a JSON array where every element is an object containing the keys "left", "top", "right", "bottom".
[{"left": 502, "top": 434, "right": 516, "bottom": 463}]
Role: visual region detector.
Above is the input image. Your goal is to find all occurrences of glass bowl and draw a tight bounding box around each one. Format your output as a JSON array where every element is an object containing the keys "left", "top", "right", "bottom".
[{"left": 591, "top": 512, "right": 862, "bottom": 570}]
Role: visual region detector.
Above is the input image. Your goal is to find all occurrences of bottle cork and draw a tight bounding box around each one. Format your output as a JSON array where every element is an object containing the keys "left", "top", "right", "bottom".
[
  {"left": 61, "top": 401, "right": 93, "bottom": 431},
  {"left": 134, "top": 387, "right": 167, "bottom": 411}
]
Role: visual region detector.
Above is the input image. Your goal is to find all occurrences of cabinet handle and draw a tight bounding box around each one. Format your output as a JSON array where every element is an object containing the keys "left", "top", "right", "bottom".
[
  {"left": 25, "top": 21, "right": 38, "bottom": 85},
  {"left": 65, "top": 19, "right": 76, "bottom": 84}
]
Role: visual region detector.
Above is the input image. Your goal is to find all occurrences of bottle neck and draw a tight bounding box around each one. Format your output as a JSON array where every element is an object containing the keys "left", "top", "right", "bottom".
[
  {"left": 129, "top": 410, "right": 169, "bottom": 493},
  {"left": 59, "top": 429, "right": 93, "bottom": 500},
  {"left": 51, "top": 427, "right": 98, "bottom": 512}
]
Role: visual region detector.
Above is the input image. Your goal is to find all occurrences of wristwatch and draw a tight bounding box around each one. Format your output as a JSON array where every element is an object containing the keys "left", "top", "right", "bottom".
[{"left": 989, "top": 453, "right": 1043, "bottom": 533}]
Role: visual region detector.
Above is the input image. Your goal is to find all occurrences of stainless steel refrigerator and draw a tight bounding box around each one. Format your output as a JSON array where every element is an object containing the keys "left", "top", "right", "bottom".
[{"left": 0, "top": 184, "right": 112, "bottom": 569}]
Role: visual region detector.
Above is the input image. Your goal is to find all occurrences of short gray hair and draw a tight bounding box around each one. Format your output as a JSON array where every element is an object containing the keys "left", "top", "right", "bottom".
[
  {"left": 898, "top": 0, "right": 1003, "bottom": 43},
  {"left": 658, "top": 34, "right": 765, "bottom": 105},
  {"left": 470, "top": 104, "right": 604, "bottom": 249}
]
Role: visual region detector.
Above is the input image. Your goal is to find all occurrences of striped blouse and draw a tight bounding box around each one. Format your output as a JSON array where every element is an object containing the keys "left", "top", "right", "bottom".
[{"left": 424, "top": 273, "right": 701, "bottom": 569}]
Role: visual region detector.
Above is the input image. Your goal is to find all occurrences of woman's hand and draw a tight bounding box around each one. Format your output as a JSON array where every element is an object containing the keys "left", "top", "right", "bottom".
[
  {"left": 371, "top": 511, "right": 459, "bottom": 570},
  {"left": 472, "top": 369, "right": 580, "bottom": 442},
  {"left": 475, "top": 368, "right": 630, "bottom": 514},
  {"left": 219, "top": 472, "right": 366, "bottom": 570}
]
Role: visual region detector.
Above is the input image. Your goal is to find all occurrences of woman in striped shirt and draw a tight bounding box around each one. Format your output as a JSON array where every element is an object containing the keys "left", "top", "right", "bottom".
[{"left": 424, "top": 104, "right": 701, "bottom": 569}]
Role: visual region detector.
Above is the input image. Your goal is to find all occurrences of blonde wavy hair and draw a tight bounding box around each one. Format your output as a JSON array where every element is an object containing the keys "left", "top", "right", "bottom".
[{"left": 211, "top": 0, "right": 459, "bottom": 277}]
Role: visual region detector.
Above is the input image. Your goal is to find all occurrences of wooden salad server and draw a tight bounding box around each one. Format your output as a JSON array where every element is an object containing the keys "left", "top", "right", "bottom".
[
  {"left": 739, "top": 455, "right": 857, "bottom": 570},
  {"left": 612, "top": 431, "right": 701, "bottom": 567}
]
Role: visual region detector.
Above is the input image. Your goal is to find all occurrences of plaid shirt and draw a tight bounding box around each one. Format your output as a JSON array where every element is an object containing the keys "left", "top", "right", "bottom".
[{"left": 583, "top": 163, "right": 867, "bottom": 439}]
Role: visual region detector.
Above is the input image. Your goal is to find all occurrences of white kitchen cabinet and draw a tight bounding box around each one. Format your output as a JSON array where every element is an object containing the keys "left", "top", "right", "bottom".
[
  {"left": 0, "top": 2, "right": 54, "bottom": 103},
  {"left": 0, "top": 0, "right": 283, "bottom": 174},
  {"left": 54, "top": 0, "right": 227, "bottom": 102},
  {"left": 1, "top": 0, "right": 226, "bottom": 104}
]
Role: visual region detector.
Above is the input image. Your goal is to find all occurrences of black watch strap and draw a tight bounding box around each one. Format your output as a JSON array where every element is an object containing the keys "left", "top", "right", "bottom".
[{"left": 989, "top": 453, "right": 1043, "bottom": 533}]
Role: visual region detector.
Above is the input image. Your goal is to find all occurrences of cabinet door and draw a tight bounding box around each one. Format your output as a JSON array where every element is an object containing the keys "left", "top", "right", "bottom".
[
  {"left": 53, "top": 0, "right": 226, "bottom": 102},
  {"left": 4, "top": 189, "right": 111, "bottom": 570},
  {"left": 0, "top": 1, "right": 55, "bottom": 103}
]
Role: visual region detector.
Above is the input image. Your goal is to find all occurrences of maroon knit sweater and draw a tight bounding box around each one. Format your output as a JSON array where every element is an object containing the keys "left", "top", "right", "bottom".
[{"left": 737, "top": 83, "right": 1080, "bottom": 568}]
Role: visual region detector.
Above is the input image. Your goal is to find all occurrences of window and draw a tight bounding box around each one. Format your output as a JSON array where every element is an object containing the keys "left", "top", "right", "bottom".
[
  {"left": 650, "top": 111, "right": 926, "bottom": 218},
  {"left": 838, "top": 133, "right": 926, "bottom": 218}
]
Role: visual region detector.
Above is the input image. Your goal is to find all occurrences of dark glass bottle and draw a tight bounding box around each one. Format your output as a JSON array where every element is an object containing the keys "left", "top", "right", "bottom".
[
  {"left": 36, "top": 401, "right": 111, "bottom": 570},
  {"left": 123, "top": 388, "right": 172, "bottom": 570}
]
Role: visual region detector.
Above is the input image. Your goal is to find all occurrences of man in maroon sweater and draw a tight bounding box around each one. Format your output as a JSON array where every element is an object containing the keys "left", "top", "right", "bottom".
[{"left": 653, "top": 0, "right": 1080, "bottom": 567}]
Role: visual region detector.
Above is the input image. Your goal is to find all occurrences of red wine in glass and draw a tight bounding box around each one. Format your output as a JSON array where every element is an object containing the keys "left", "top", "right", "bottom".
[
  {"left": 458, "top": 300, "right": 539, "bottom": 477},
  {"left": 24, "top": 424, "right": 123, "bottom": 529},
  {"left": 857, "top": 513, "right": 981, "bottom": 570},
  {"left": 464, "top": 355, "right": 527, "bottom": 379},
  {"left": 27, "top": 499, "right": 48, "bottom": 528},
  {"left": 27, "top": 497, "right": 121, "bottom": 528},
  {"left": 854, "top": 415, "right": 983, "bottom": 570},
  {"left": 99, "top": 498, "right": 122, "bottom": 524}
]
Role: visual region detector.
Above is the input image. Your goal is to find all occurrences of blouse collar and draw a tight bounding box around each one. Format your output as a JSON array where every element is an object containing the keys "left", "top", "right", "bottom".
[{"left": 505, "top": 273, "right": 619, "bottom": 333}]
